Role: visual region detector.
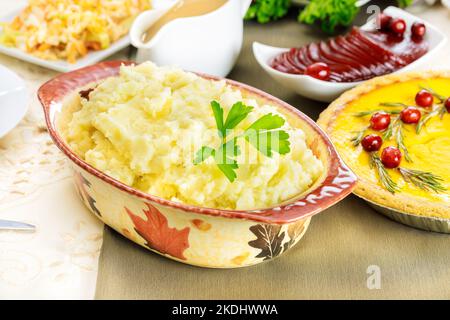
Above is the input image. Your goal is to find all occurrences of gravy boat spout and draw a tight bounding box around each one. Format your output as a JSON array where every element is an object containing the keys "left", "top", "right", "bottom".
[{"left": 129, "top": 0, "right": 178, "bottom": 50}]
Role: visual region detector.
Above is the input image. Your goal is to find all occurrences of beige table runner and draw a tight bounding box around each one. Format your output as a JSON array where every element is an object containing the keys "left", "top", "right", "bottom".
[{"left": 95, "top": 5, "right": 450, "bottom": 299}]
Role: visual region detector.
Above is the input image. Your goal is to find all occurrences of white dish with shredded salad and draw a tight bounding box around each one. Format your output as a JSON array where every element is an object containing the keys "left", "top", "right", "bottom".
[{"left": 0, "top": 1, "right": 150, "bottom": 72}]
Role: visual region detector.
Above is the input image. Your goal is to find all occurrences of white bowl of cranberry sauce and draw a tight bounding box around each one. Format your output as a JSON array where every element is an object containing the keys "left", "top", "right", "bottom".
[{"left": 253, "top": 6, "right": 447, "bottom": 102}]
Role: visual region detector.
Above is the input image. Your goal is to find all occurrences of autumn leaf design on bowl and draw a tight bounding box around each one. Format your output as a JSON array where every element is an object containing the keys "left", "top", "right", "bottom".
[
  {"left": 249, "top": 220, "right": 306, "bottom": 261},
  {"left": 126, "top": 203, "right": 190, "bottom": 261}
]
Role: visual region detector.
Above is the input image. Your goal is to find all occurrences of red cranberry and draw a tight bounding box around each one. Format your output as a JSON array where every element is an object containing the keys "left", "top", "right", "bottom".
[
  {"left": 370, "top": 112, "right": 391, "bottom": 131},
  {"left": 445, "top": 97, "right": 450, "bottom": 113},
  {"left": 381, "top": 147, "right": 402, "bottom": 169},
  {"left": 377, "top": 13, "right": 392, "bottom": 31},
  {"left": 400, "top": 107, "right": 421, "bottom": 124},
  {"left": 390, "top": 18, "right": 406, "bottom": 36},
  {"left": 361, "top": 134, "right": 383, "bottom": 152},
  {"left": 305, "top": 62, "right": 330, "bottom": 81},
  {"left": 415, "top": 90, "right": 434, "bottom": 108},
  {"left": 411, "top": 22, "right": 426, "bottom": 38}
]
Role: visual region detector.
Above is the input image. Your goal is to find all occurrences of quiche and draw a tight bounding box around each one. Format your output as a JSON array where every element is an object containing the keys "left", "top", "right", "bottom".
[{"left": 317, "top": 71, "right": 450, "bottom": 221}]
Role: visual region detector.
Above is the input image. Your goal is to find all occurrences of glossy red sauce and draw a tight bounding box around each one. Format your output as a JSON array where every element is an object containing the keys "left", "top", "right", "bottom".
[{"left": 270, "top": 27, "right": 428, "bottom": 83}]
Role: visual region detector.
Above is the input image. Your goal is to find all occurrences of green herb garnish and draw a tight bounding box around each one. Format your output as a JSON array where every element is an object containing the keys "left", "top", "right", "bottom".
[
  {"left": 416, "top": 107, "right": 439, "bottom": 134},
  {"left": 354, "top": 109, "right": 400, "bottom": 117},
  {"left": 194, "top": 100, "right": 291, "bottom": 182},
  {"left": 394, "top": 122, "right": 411, "bottom": 162},
  {"left": 298, "top": 0, "right": 358, "bottom": 33},
  {"left": 370, "top": 153, "right": 399, "bottom": 194},
  {"left": 416, "top": 86, "right": 448, "bottom": 133},
  {"left": 245, "top": 0, "right": 291, "bottom": 23},
  {"left": 246, "top": 0, "right": 413, "bottom": 33},
  {"left": 351, "top": 125, "right": 369, "bottom": 146},
  {"left": 369, "top": 153, "right": 446, "bottom": 194},
  {"left": 397, "top": 0, "right": 414, "bottom": 7},
  {"left": 419, "top": 85, "right": 446, "bottom": 102},
  {"left": 398, "top": 168, "right": 446, "bottom": 193},
  {"left": 379, "top": 102, "right": 409, "bottom": 108}
]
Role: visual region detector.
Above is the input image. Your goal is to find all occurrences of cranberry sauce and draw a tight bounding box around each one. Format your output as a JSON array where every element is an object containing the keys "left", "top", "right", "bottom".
[{"left": 270, "top": 27, "right": 428, "bottom": 83}]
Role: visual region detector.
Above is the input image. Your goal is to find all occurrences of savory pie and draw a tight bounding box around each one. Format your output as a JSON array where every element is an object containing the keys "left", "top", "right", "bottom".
[{"left": 317, "top": 71, "right": 450, "bottom": 219}]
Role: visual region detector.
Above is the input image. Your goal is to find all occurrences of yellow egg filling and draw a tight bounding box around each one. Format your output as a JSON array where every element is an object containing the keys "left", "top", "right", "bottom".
[{"left": 331, "top": 77, "right": 450, "bottom": 204}]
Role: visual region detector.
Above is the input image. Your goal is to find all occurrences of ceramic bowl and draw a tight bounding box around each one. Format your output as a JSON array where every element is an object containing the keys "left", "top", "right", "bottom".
[
  {"left": 253, "top": 6, "right": 447, "bottom": 102},
  {"left": 38, "top": 60, "right": 357, "bottom": 268}
]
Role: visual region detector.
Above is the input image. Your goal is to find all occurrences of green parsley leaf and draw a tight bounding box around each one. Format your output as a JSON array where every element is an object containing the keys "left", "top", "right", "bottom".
[
  {"left": 245, "top": 0, "right": 291, "bottom": 24},
  {"left": 217, "top": 162, "right": 238, "bottom": 182},
  {"left": 193, "top": 146, "right": 215, "bottom": 165},
  {"left": 193, "top": 101, "right": 291, "bottom": 183},
  {"left": 245, "top": 130, "right": 290, "bottom": 157},
  {"left": 223, "top": 102, "right": 253, "bottom": 134},
  {"left": 210, "top": 100, "right": 225, "bottom": 138},
  {"left": 246, "top": 113, "right": 285, "bottom": 131},
  {"left": 245, "top": 113, "right": 290, "bottom": 157},
  {"left": 220, "top": 138, "right": 241, "bottom": 158},
  {"left": 298, "top": 0, "right": 359, "bottom": 34},
  {"left": 214, "top": 142, "right": 239, "bottom": 182}
]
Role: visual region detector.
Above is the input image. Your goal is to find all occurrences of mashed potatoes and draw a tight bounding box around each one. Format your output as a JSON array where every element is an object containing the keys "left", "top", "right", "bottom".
[{"left": 64, "top": 62, "right": 323, "bottom": 210}]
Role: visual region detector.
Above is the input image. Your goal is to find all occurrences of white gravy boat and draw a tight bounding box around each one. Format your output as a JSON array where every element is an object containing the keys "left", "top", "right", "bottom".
[{"left": 130, "top": 0, "right": 252, "bottom": 77}]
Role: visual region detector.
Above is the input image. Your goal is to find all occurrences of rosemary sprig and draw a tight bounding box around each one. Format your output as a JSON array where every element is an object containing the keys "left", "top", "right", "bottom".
[
  {"left": 370, "top": 153, "right": 446, "bottom": 194},
  {"left": 379, "top": 102, "right": 409, "bottom": 108},
  {"left": 381, "top": 117, "right": 399, "bottom": 140},
  {"left": 380, "top": 118, "right": 411, "bottom": 162},
  {"left": 419, "top": 85, "right": 445, "bottom": 102},
  {"left": 370, "top": 153, "right": 399, "bottom": 194},
  {"left": 415, "top": 86, "right": 448, "bottom": 133},
  {"left": 439, "top": 105, "right": 447, "bottom": 119},
  {"left": 354, "top": 109, "right": 401, "bottom": 117},
  {"left": 398, "top": 168, "right": 446, "bottom": 193},
  {"left": 416, "top": 105, "right": 446, "bottom": 133},
  {"left": 351, "top": 125, "right": 369, "bottom": 146},
  {"left": 395, "top": 123, "right": 411, "bottom": 162}
]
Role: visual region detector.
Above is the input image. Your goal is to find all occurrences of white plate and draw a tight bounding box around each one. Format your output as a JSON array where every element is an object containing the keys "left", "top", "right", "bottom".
[
  {"left": 0, "top": 64, "right": 28, "bottom": 138},
  {"left": 0, "top": 5, "right": 132, "bottom": 73},
  {"left": 253, "top": 6, "right": 448, "bottom": 102}
]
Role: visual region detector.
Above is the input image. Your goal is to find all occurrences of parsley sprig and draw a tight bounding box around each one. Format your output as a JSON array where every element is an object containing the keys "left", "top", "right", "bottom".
[{"left": 193, "top": 100, "right": 291, "bottom": 182}]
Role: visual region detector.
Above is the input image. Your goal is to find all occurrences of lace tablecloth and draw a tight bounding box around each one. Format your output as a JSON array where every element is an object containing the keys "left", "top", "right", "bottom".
[{"left": 0, "top": 0, "right": 104, "bottom": 299}]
